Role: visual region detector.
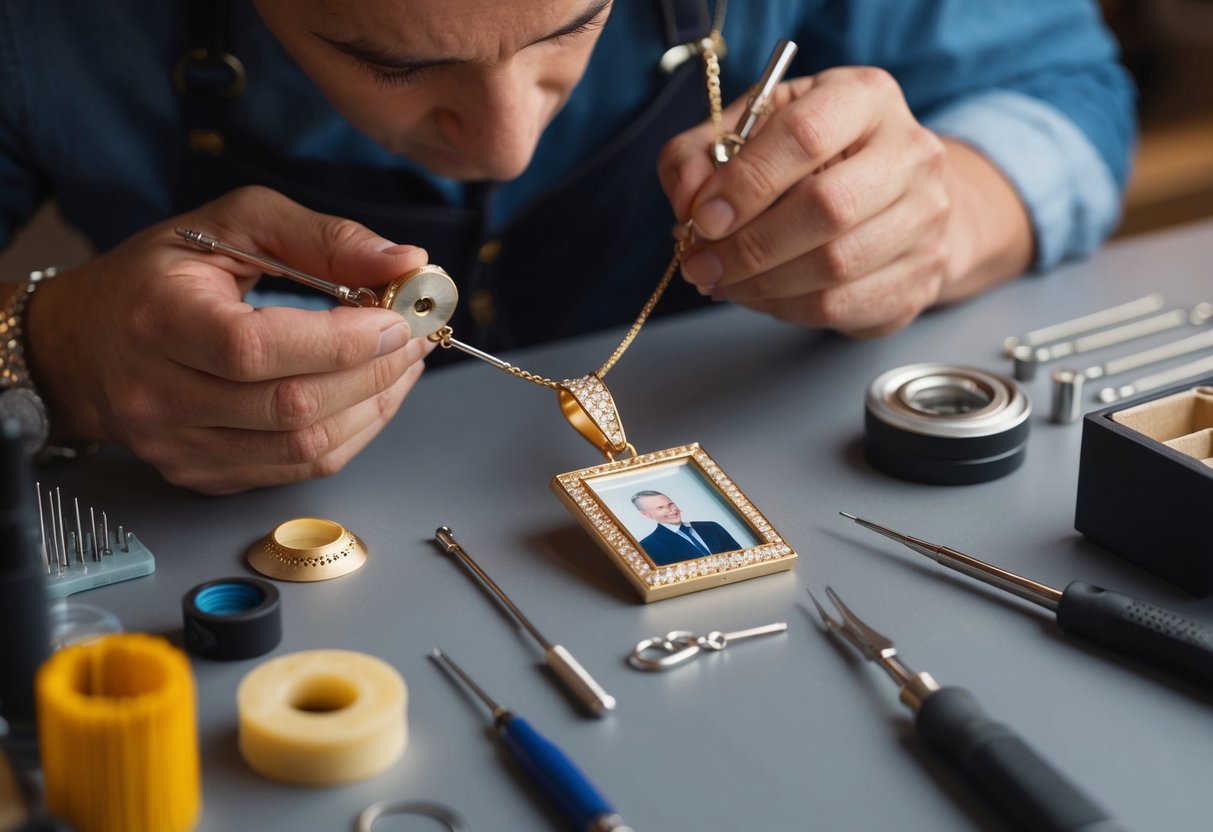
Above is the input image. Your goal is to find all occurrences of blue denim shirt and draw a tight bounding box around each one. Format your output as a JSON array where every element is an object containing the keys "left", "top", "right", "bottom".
[{"left": 0, "top": 0, "right": 1134, "bottom": 273}]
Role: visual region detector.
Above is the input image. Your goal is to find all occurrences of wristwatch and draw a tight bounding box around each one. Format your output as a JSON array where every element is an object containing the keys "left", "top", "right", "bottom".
[{"left": 0, "top": 268, "right": 56, "bottom": 455}]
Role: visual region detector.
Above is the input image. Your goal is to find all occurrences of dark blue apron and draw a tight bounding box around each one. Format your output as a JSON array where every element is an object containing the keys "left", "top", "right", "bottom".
[{"left": 174, "top": 0, "right": 717, "bottom": 362}]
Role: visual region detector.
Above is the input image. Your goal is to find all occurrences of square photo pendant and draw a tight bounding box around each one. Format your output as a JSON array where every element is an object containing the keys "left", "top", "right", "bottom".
[{"left": 551, "top": 443, "right": 797, "bottom": 602}]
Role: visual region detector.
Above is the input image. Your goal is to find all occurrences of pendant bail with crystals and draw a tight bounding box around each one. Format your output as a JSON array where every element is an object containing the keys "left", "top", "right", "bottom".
[{"left": 557, "top": 374, "right": 634, "bottom": 461}]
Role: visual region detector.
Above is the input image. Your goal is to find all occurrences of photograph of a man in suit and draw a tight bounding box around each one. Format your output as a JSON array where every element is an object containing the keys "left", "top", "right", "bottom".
[{"left": 631, "top": 490, "right": 743, "bottom": 566}]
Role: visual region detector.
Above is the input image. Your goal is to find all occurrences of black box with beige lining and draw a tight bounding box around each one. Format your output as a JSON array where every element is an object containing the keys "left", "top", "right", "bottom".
[{"left": 1075, "top": 378, "right": 1213, "bottom": 595}]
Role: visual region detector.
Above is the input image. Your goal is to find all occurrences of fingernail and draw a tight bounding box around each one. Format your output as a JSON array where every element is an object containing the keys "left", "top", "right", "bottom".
[
  {"left": 681, "top": 249, "right": 723, "bottom": 287},
  {"left": 379, "top": 243, "right": 418, "bottom": 255},
  {"left": 693, "top": 198, "right": 735, "bottom": 239},
  {"left": 375, "top": 321, "right": 411, "bottom": 356}
]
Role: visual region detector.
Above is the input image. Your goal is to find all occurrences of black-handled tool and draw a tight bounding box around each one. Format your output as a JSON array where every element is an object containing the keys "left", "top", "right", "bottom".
[
  {"left": 841, "top": 512, "right": 1213, "bottom": 688},
  {"left": 809, "top": 587, "right": 1125, "bottom": 832}
]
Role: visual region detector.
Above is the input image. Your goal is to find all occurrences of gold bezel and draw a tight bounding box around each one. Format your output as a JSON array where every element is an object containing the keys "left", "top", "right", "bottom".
[{"left": 550, "top": 443, "right": 796, "bottom": 602}]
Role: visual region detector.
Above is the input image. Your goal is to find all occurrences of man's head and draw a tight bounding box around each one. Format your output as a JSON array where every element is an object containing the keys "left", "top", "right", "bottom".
[
  {"left": 632, "top": 490, "right": 682, "bottom": 525},
  {"left": 252, "top": 0, "right": 613, "bottom": 181}
]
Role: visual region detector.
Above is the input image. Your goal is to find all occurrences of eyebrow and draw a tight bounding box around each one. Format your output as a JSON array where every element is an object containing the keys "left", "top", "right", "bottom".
[{"left": 315, "top": 0, "right": 612, "bottom": 73}]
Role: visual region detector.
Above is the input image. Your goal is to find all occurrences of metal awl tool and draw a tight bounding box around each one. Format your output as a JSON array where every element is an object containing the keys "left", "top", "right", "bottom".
[
  {"left": 430, "top": 648, "right": 633, "bottom": 832},
  {"left": 808, "top": 587, "right": 1124, "bottom": 832},
  {"left": 629, "top": 622, "right": 787, "bottom": 671},
  {"left": 713, "top": 39, "right": 798, "bottom": 165},
  {"left": 174, "top": 227, "right": 458, "bottom": 338},
  {"left": 434, "top": 527, "right": 616, "bottom": 716},
  {"left": 840, "top": 512, "right": 1213, "bottom": 687}
]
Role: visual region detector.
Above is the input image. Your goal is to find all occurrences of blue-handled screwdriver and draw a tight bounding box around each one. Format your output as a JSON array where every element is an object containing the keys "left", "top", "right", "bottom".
[{"left": 430, "top": 648, "right": 633, "bottom": 832}]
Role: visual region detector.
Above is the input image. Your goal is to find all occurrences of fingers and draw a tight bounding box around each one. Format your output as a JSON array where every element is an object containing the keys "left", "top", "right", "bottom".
[
  {"left": 660, "top": 70, "right": 897, "bottom": 239},
  {"left": 152, "top": 298, "right": 418, "bottom": 381},
  {"left": 150, "top": 355, "right": 429, "bottom": 495},
  {"left": 742, "top": 240, "right": 948, "bottom": 336},
  {"left": 123, "top": 337, "right": 430, "bottom": 430},
  {"left": 680, "top": 131, "right": 922, "bottom": 291}
]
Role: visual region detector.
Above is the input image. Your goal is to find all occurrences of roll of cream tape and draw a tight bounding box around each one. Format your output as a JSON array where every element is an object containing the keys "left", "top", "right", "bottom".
[{"left": 237, "top": 649, "right": 407, "bottom": 786}]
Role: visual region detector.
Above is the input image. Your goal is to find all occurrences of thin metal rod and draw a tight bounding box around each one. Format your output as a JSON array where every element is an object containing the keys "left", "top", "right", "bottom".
[
  {"left": 1034, "top": 308, "right": 1188, "bottom": 362},
  {"left": 839, "top": 512, "right": 1063, "bottom": 610},
  {"left": 1003, "top": 293, "right": 1164, "bottom": 355},
  {"left": 434, "top": 527, "right": 553, "bottom": 650},
  {"left": 174, "top": 227, "right": 375, "bottom": 307},
  {"left": 430, "top": 648, "right": 506, "bottom": 721},
  {"left": 36, "top": 482, "right": 49, "bottom": 574},
  {"left": 89, "top": 507, "right": 99, "bottom": 562},
  {"left": 55, "top": 488, "right": 69, "bottom": 567},
  {"left": 74, "top": 499, "right": 84, "bottom": 562},
  {"left": 45, "top": 491, "right": 62, "bottom": 569},
  {"left": 1082, "top": 327, "right": 1213, "bottom": 381},
  {"left": 1098, "top": 353, "right": 1213, "bottom": 404},
  {"left": 440, "top": 335, "right": 518, "bottom": 372}
]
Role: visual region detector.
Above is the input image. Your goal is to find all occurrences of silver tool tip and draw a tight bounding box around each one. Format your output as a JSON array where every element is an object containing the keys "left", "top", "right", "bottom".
[
  {"left": 805, "top": 588, "right": 831, "bottom": 626},
  {"left": 838, "top": 511, "right": 858, "bottom": 520},
  {"left": 434, "top": 526, "right": 457, "bottom": 550}
]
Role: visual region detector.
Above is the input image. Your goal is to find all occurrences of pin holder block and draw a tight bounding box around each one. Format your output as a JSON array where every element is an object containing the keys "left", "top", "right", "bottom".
[
  {"left": 44, "top": 533, "right": 156, "bottom": 599},
  {"left": 1075, "top": 377, "right": 1213, "bottom": 594}
]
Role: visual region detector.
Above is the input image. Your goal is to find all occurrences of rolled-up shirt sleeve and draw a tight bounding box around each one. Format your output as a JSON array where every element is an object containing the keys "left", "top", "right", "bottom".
[
  {"left": 800, "top": 0, "right": 1138, "bottom": 273},
  {"left": 925, "top": 89, "right": 1124, "bottom": 271}
]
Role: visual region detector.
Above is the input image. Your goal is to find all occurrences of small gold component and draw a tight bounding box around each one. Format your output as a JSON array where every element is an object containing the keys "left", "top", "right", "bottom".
[{"left": 246, "top": 518, "right": 368, "bottom": 582}]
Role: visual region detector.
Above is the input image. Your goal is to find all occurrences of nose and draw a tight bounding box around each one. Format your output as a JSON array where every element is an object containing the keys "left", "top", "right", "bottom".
[{"left": 435, "top": 63, "right": 547, "bottom": 180}]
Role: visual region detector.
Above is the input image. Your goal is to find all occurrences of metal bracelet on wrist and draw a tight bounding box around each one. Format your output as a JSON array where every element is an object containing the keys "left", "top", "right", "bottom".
[{"left": 0, "top": 268, "right": 57, "bottom": 455}]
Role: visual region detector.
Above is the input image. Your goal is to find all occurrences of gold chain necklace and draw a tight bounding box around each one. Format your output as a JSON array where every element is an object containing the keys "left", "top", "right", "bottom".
[{"left": 428, "top": 23, "right": 731, "bottom": 460}]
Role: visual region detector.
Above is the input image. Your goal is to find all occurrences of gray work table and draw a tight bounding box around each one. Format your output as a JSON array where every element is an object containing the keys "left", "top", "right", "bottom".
[{"left": 45, "top": 219, "right": 1213, "bottom": 831}]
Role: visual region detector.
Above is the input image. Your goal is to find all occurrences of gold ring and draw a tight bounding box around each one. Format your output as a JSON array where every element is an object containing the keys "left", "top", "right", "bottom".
[{"left": 246, "top": 518, "right": 368, "bottom": 582}]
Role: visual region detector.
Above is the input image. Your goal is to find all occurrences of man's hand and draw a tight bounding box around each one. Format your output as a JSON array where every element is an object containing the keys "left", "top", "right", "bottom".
[
  {"left": 25, "top": 186, "right": 434, "bottom": 494},
  {"left": 659, "top": 66, "right": 1032, "bottom": 337}
]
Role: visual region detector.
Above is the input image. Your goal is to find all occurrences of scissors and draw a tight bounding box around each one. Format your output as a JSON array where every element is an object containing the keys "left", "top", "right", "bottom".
[{"left": 628, "top": 622, "right": 788, "bottom": 671}]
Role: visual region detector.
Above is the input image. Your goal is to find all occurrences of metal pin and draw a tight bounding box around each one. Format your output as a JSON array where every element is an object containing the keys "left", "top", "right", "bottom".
[
  {"left": 45, "top": 491, "right": 61, "bottom": 569},
  {"left": 1003, "top": 293, "right": 1165, "bottom": 356},
  {"left": 55, "top": 488, "right": 68, "bottom": 567},
  {"left": 119, "top": 526, "right": 128, "bottom": 552},
  {"left": 36, "top": 482, "right": 49, "bottom": 574},
  {"left": 69, "top": 532, "right": 79, "bottom": 564},
  {"left": 102, "top": 512, "right": 112, "bottom": 555},
  {"left": 1097, "top": 354, "right": 1213, "bottom": 404},
  {"left": 73, "top": 499, "right": 85, "bottom": 561},
  {"left": 88, "top": 507, "right": 99, "bottom": 561}
]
